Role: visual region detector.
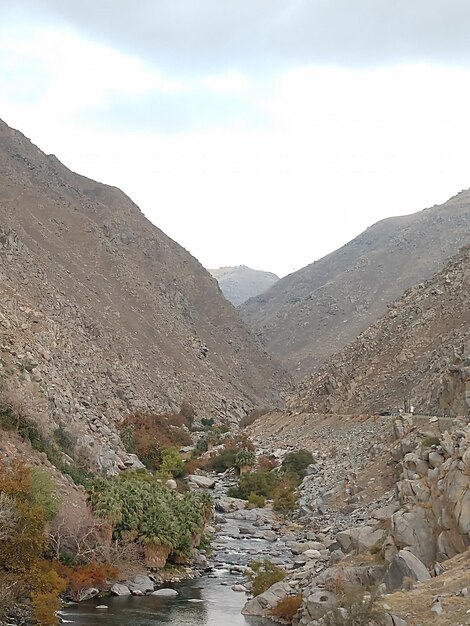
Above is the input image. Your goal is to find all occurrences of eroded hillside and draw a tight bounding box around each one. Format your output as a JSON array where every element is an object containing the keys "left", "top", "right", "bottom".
[
  {"left": 0, "top": 118, "right": 287, "bottom": 474},
  {"left": 291, "top": 245, "right": 470, "bottom": 416},
  {"left": 209, "top": 265, "right": 279, "bottom": 306},
  {"left": 240, "top": 193, "right": 470, "bottom": 379}
]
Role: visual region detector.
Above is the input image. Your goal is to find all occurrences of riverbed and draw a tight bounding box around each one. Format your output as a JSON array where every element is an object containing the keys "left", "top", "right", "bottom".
[{"left": 61, "top": 478, "right": 292, "bottom": 626}]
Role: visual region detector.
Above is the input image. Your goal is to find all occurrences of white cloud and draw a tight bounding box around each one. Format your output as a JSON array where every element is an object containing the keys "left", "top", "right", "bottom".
[{"left": 1, "top": 22, "right": 470, "bottom": 277}]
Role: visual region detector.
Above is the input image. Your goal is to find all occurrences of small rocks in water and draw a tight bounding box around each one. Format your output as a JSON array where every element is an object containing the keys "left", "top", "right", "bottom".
[
  {"left": 232, "top": 584, "right": 247, "bottom": 592},
  {"left": 152, "top": 588, "right": 179, "bottom": 597},
  {"left": 96, "top": 605, "right": 108, "bottom": 609}
]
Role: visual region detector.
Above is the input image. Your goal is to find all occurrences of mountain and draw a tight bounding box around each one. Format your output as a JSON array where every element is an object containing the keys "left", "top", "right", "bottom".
[
  {"left": 240, "top": 191, "right": 470, "bottom": 378},
  {"left": 290, "top": 244, "right": 470, "bottom": 416},
  {"left": 209, "top": 265, "right": 279, "bottom": 306},
  {"left": 0, "top": 118, "right": 287, "bottom": 474}
]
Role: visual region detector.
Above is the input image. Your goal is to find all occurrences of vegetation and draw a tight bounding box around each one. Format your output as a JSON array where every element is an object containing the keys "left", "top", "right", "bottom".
[
  {"left": 321, "top": 591, "right": 383, "bottom": 626},
  {"left": 235, "top": 448, "right": 256, "bottom": 470},
  {"left": 273, "top": 485, "right": 297, "bottom": 514},
  {"left": 245, "top": 559, "right": 285, "bottom": 597},
  {"left": 119, "top": 411, "right": 192, "bottom": 471},
  {"left": 421, "top": 435, "right": 440, "bottom": 449},
  {"left": 227, "top": 470, "right": 279, "bottom": 500},
  {"left": 239, "top": 408, "right": 269, "bottom": 429},
  {"left": 0, "top": 461, "right": 65, "bottom": 625},
  {"left": 271, "top": 595, "right": 303, "bottom": 623},
  {"left": 89, "top": 472, "right": 211, "bottom": 563},
  {"left": 246, "top": 492, "right": 266, "bottom": 508},
  {"left": 281, "top": 449, "right": 314, "bottom": 480}
]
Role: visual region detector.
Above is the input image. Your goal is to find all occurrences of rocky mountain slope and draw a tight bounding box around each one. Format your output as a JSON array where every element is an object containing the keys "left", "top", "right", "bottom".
[
  {"left": 0, "top": 118, "right": 287, "bottom": 474},
  {"left": 209, "top": 265, "right": 279, "bottom": 307},
  {"left": 240, "top": 192, "right": 470, "bottom": 378},
  {"left": 291, "top": 245, "right": 470, "bottom": 417}
]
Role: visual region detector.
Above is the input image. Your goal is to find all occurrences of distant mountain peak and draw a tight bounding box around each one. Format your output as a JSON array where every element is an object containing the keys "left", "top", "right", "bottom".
[{"left": 209, "top": 265, "right": 279, "bottom": 307}]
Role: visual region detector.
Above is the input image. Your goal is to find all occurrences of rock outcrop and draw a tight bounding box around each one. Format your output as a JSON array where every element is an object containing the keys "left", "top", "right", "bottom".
[
  {"left": 291, "top": 245, "right": 470, "bottom": 417},
  {"left": 240, "top": 192, "right": 470, "bottom": 379},
  {"left": 0, "top": 118, "right": 287, "bottom": 474}
]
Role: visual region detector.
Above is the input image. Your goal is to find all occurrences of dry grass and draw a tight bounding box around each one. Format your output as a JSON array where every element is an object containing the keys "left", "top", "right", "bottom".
[{"left": 384, "top": 549, "right": 470, "bottom": 625}]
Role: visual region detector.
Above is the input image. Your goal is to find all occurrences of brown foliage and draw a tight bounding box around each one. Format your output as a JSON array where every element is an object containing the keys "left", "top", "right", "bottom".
[
  {"left": 120, "top": 412, "right": 192, "bottom": 470},
  {"left": 271, "top": 595, "right": 303, "bottom": 623},
  {"left": 54, "top": 562, "right": 118, "bottom": 601},
  {"left": 1, "top": 378, "right": 50, "bottom": 438}
]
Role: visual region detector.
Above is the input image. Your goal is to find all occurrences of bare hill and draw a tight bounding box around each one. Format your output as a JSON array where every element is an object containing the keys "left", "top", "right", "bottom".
[
  {"left": 291, "top": 245, "right": 470, "bottom": 416},
  {"left": 209, "top": 265, "right": 279, "bottom": 306},
  {"left": 0, "top": 118, "right": 287, "bottom": 474},
  {"left": 240, "top": 193, "right": 470, "bottom": 378}
]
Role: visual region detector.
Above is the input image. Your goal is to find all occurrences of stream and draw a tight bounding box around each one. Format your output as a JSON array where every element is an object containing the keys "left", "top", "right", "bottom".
[{"left": 61, "top": 478, "right": 292, "bottom": 626}]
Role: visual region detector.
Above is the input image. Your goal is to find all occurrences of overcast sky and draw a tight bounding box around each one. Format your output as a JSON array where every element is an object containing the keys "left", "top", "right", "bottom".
[{"left": 2, "top": 1, "right": 470, "bottom": 276}]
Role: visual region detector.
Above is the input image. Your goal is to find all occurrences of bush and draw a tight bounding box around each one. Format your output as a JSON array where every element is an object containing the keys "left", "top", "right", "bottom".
[
  {"left": 322, "top": 590, "right": 383, "bottom": 626},
  {"left": 246, "top": 492, "right": 266, "bottom": 508},
  {"left": 281, "top": 449, "right": 313, "bottom": 478},
  {"left": 160, "top": 447, "right": 185, "bottom": 478},
  {"left": 119, "top": 412, "right": 192, "bottom": 471},
  {"left": 273, "top": 486, "right": 296, "bottom": 514},
  {"left": 246, "top": 560, "right": 285, "bottom": 597},
  {"left": 227, "top": 471, "right": 279, "bottom": 500},
  {"left": 210, "top": 448, "right": 237, "bottom": 473},
  {"left": 235, "top": 449, "right": 256, "bottom": 469},
  {"left": 271, "top": 595, "right": 303, "bottom": 623},
  {"left": 29, "top": 469, "right": 60, "bottom": 522},
  {"left": 421, "top": 436, "right": 440, "bottom": 449}
]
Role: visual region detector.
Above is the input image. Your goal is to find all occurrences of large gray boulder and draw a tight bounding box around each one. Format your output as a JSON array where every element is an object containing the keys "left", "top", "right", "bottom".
[
  {"left": 242, "top": 582, "right": 292, "bottom": 616},
  {"left": 187, "top": 474, "right": 216, "bottom": 489},
  {"left": 336, "top": 526, "right": 385, "bottom": 554},
  {"left": 128, "top": 575, "right": 155, "bottom": 594},
  {"left": 382, "top": 549, "right": 430, "bottom": 591},
  {"left": 110, "top": 583, "right": 131, "bottom": 596}
]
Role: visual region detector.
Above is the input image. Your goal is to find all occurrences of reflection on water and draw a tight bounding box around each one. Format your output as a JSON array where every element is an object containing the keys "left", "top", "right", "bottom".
[{"left": 62, "top": 576, "right": 272, "bottom": 626}]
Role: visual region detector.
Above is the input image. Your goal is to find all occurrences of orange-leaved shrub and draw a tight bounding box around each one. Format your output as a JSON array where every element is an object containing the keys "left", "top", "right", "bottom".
[{"left": 271, "top": 595, "right": 303, "bottom": 623}]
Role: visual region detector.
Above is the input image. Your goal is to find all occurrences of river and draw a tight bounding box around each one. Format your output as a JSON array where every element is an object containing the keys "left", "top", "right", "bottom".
[
  {"left": 60, "top": 477, "right": 291, "bottom": 626},
  {"left": 61, "top": 575, "right": 272, "bottom": 625}
]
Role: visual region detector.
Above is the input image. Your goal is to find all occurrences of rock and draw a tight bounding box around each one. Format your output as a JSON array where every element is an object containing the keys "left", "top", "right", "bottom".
[
  {"left": 96, "top": 605, "right": 108, "bottom": 609},
  {"left": 216, "top": 497, "right": 245, "bottom": 512},
  {"left": 390, "top": 508, "right": 436, "bottom": 565},
  {"left": 303, "top": 549, "right": 322, "bottom": 560},
  {"left": 77, "top": 587, "right": 99, "bottom": 601},
  {"left": 128, "top": 575, "right": 155, "bottom": 594},
  {"left": 110, "top": 583, "right": 131, "bottom": 596},
  {"left": 187, "top": 475, "right": 216, "bottom": 489},
  {"left": 242, "top": 582, "right": 292, "bottom": 616},
  {"left": 165, "top": 479, "right": 177, "bottom": 490},
  {"left": 232, "top": 584, "right": 247, "bottom": 592},
  {"left": 336, "top": 526, "right": 385, "bottom": 554},
  {"left": 384, "top": 613, "right": 408, "bottom": 626},
  {"left": 152, "top": 588, "right": 179, "bottom": 597},
  {"left": 303, "top": 588, "right": 337, "bottom": 620},
  {"left": 383, "top": 549, "right": 431, "bottom": 592}
]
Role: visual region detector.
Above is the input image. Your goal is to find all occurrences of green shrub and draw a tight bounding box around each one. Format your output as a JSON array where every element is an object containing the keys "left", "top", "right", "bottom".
[
  {"left": 421, "top": 436, "right": 440, "bottom": 449},
  {"left": 160, "top": 447, "right": 185, "bottom": 478},
  {"left": 210, "top": 448, "right": 237, "bottom": 473},
  {"left": 201, "top": 418, "right": 214, "bottom": 429},
  {"left": 227, "top": 471, "right": 279, "bottom": 500},
  {"left": 235, "top": 449, "right": 256, "bottom": 469},
  {"left": 246, "top": 560, "right": 285, "bottom": 596},
  {"left": 246, "top": 492, "right": 266, "bottom": 508},
  {"left": 29, "top": 469, "right": 59, "bottom": 522},
  {"left": 281, "top": 450, "right": 313, "bottom": 479},
  {"left": 273, "top": 486, "right": 296, "bottom": 514}
]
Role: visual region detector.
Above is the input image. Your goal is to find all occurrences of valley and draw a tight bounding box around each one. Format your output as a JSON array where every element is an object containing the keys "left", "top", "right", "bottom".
[{"left": 0, "top": 115, "right": 469, "bottom": 626}]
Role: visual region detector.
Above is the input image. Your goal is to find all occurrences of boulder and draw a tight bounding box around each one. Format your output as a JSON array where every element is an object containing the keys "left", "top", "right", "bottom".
[
  {"left": 390, "top": 508, "right": 436, "bottom": 565},
  {"left": 187, "top": 475, "right": 216, "bottom": 489},
  {"left": 242, "top": 582, "right": 292, "bottom": 616},
  {"left": 110, "top": 583, "right": 131, "bottom": 596},
  {"left": 152, "top": 588, "right": 178, "bottom": 597},
  {"left": 128, "top": 575, "right": 155, "bottom": 594},
  {"left": 303, "top": 588, "right": 337, "bottom": 620},
  {"left": 336, "top": 526, "right": 385, "bottom": 554},
  {"left": 215, "top": 496, "right": 245, "bottom": 512},
  {"left": 383, "top": 549, "right": 430, "bottom": 592}
]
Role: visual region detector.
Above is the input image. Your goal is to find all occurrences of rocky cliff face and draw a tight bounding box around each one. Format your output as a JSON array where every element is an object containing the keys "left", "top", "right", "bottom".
[
  {"left": 291, "top": 245, "right": 470, "bottom": 417},
  {"left": 240, "top": 192, "right": 470, "bottom": 379},
  {"left": 0, "top": 119, "right": 286, "bottom": 474},
  {"left": 209, "top": 265, "right": 279, "bottom": 307}
]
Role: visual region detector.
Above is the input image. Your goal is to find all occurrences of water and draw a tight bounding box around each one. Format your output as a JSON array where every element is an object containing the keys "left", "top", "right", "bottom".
[{"left": 61, "top": 576, "right": 272, "bottom": 626}]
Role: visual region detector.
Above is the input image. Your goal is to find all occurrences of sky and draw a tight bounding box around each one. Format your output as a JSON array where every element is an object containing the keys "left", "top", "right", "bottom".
[{"left": 1, "top": 2, "right": 470, "bottom": 277}]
